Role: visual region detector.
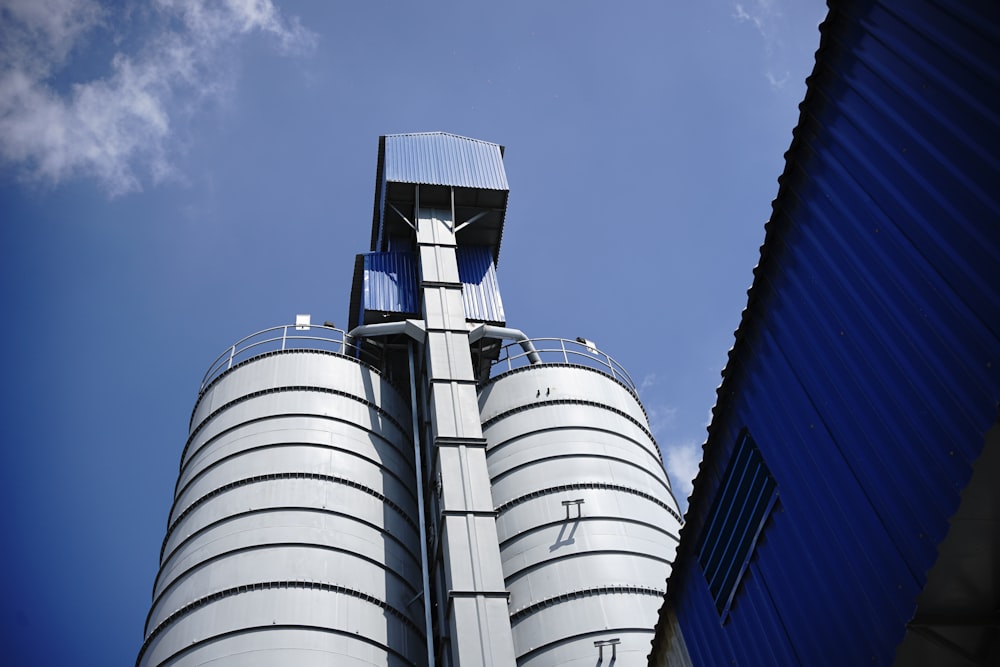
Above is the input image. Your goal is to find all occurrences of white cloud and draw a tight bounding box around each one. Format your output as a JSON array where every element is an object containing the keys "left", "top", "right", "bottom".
[
  {"left": 663, "top": 438, "right": 702, "bottom": 510},
  {"left": 733, "top": 2, "right": 770, "bottom": 39},
  {"left": 645, "top": 402, "right": 678, "bottom": 437},
  {"left": 732, "top": 0, "right": 799, "bottom": 91},
  {"left": 766, "top": 69, "right": 790, "bottom": 90},
  {"left": 733, "top": 0, "right": 781, "bottom": 47},
  {"left": 0, "top": 0, "right": 316, "bottom": 196}
]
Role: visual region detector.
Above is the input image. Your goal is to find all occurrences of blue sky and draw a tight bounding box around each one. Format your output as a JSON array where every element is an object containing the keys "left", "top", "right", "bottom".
[{"left": 0, "top": 1, "right": 825, "bottom": 664}]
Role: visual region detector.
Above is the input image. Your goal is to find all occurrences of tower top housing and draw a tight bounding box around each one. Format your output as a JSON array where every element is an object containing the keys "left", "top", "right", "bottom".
[{"left": 370, "top": 132, "right": 509, "bottom": 261}]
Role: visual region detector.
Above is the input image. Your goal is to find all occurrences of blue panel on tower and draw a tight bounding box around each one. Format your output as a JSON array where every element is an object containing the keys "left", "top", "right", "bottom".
[
  {"left": 362, "top": 252, "right": 418, "bottom": 317},
  {"left": 457, "top": 246, "right": 505, "bottom": 324},
  {"left": 384, "top": 132, "right": 508, "bottom": 190}
]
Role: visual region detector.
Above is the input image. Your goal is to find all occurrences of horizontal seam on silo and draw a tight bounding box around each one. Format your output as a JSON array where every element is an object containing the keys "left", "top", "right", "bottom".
[
  {"left": 148, "top": 541, "right": 421, "bottom": 630},
  {"left": 508, "top": 584, "right": 666, "bottom": 622},
  {"left": 497, "top": 516, "right": 680, "bottom": 550},
  {"left": 193, "top": 348, "right": 401, "bottom": 421},
  {"left": 174, "top": 441, "right": 418, "bottom": 518},
  {"left": 503, "top": 548, "right": 675, "bottom": 586},
  {"left": 142, "top": 580, "right": 424, "bottom": 647},
  {"left": 514, "top": 626, "right": 655, "bottom": 663},
  {"left": 163, "top": 473, "right": 419, "bottom": 554},
  {"left": 182, "top": 386, "right": 411, "bottom": 468},
  {"left": 158, "top": 506, "right": 421, "bottom": 585},
  {"left": 480, "top": 399, "right": 663, "bottom": 465},
  {"left": 150, "top": 625, "right": 420, "bottom": 667},
  {"left": 483, "top": 424, "right": 664, "bottom": 472},
  {"left": 479, "top": 363, "right": 645, "bottom": 406},
  {"left": 166, "top": 428, "right": 417, "bottom": 561},
  {"left": 490, "top": 452, "right": 673, "bottom": 497},
  {"left": 496, "top": 482, "right": 683, "bottom": 524},
  {"left": 180, "top": 411, "right": 413, "bottom": 480}
]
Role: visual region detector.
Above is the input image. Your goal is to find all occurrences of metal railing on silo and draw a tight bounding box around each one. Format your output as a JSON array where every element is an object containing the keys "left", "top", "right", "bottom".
[
  {"left": 199, "top": 323, "right": 377, "bottom": 394},
  {"left": 488, "top": 337, "right": 638, "bottom": 397}
]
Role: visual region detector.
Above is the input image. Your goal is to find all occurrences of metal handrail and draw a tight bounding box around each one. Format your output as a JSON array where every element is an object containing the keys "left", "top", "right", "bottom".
[
  {"left": 199, "top": 324, "right": 362, "bottom": 393},
  {"left": 489, "top": 337, "right": 638, "bottom": 395}
]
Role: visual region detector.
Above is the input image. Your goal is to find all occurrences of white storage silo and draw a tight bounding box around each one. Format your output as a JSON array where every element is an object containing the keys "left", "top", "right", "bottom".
[
  {"left": 479, "top": 352, "right": 683, "bottom": 666},
  {"left": 137, "top": 330, "right": 425, "bottom": 667}
]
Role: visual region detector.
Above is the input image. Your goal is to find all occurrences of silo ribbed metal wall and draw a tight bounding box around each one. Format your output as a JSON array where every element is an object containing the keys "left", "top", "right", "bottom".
[
  {"left": 656, "top": 1, "right": 1000, "bottom": 665},
  {"left": 480, "top": 365, "right": 682, "bottom": 666},
  {"left": 137, "top": 350, "right": 424, "bottom": 666},
  {"left": 383, "top": 133, "right": 508, "bottom": 190}
]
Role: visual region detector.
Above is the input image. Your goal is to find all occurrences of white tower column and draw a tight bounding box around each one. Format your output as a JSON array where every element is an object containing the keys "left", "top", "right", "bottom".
[{"left": 416, "top": 190, "right": 516, "bottom": 667}]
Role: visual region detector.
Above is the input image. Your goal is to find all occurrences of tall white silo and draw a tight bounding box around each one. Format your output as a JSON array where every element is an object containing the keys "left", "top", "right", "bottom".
[
  {"left": 137, "top": 327, "right": 425, "bottom": 667},
  {"left": 479, "top": 342, "right": 683, "bottom": 666}
]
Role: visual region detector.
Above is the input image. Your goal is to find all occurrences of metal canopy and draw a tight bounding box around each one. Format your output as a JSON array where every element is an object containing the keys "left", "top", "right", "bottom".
[{"left": 371, "top": 133, "right": 509, "bottom": 263}]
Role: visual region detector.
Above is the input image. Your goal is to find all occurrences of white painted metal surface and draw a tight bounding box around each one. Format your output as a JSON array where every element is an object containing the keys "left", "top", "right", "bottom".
[
  {"left": 138, "top": 348, "right": 423, "bottom": 667},
  {"left": 479, "top": 364, "right": 683, "bottom": 666}
]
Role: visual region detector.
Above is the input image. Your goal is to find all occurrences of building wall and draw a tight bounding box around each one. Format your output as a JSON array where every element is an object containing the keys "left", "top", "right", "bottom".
[{"left": 651, "top": 0, "right": 1000, "bottom": 664}]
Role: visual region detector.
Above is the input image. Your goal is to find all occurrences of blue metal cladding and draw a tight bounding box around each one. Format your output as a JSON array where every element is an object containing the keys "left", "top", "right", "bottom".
[
  {"left": 457, "top": 246, "right": 505, "bottom": 323},
  {"left": 654, "top": 1, "right": 1000, "bottom": 665},
  {"left": 362, "top": 252, "right": 418, "bottom": 315},
  {"left": 359, "top": 248, "right": 503, "bottom": 323},
  {"left": 383, "top": 132, "right": 508, "bottom": 190}
]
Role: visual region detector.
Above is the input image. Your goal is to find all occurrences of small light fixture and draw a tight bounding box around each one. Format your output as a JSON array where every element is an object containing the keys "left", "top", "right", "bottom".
[{"left": 295, "top": 314, "right": 311, "bottom": 330}]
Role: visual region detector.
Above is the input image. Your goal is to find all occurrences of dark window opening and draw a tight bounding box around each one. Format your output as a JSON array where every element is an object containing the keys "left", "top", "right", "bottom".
[{"left": 697, "top": 430, "right": 777, "bottom": 618}]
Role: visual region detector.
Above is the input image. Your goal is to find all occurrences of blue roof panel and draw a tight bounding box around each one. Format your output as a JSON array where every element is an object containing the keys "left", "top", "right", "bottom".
[{"left": 383, "top": 132, "right": 508, "bottom": 190}]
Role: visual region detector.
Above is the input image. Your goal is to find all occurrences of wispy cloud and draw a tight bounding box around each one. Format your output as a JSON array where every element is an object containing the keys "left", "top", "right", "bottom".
[
  {"left": 732, "top": 0, "right": 800, "bottom": 91},
  {"left": 733, "top": 1, "right": 770, "bottom": 39},
  {"left": 663, "top": 438, "right": 702, "bottom": 512},
  {"left": 0, "top": 0, "right": 316, "bottom": 196},
  {"left": 645, "top": 401, "right": 678, "bottom": 438}
]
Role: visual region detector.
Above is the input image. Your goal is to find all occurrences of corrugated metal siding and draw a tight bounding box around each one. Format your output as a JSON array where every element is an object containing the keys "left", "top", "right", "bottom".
[
  {"left": 655, "top": 0, "right": 1000, "bottom": 664},
  {"left": 383, "top": 132, "right": 509, "bottom": 190},
  {"left": 362, "top": 252, "right": 418, "bottom": 315},
  {"left": 458, "top": 246, "right": 505, "bottom": 323}
]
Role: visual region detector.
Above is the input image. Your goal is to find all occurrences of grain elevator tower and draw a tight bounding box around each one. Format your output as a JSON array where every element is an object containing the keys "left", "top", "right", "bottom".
[{"left": 137, "top": 133, "right": 682, "bottom": 667}]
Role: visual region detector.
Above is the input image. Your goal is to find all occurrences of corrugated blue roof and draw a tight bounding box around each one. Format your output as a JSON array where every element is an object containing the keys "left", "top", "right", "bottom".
[
  {"left": 383, "top": 132, "right": 508, "bottom": 190},
  {"left": 652, "top": 0, "right": 1000, "bottom": 664}
]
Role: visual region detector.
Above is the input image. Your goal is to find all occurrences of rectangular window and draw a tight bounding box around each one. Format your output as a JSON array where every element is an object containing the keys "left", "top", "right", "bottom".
[{"left": 697, "top": 430, "right": 777, "bottom": 617}]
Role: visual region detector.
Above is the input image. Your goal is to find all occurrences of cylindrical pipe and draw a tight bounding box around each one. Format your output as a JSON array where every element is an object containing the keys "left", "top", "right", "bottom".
[{"left": 468, "top": 324, "right": 542, "bottom": 365}]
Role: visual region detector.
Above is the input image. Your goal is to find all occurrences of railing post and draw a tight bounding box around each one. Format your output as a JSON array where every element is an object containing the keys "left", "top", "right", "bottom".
[
  {"left": 227, "top": 345, "right": 235, "bottom": 370},
  {"left": 562, "top": 339, "right": 569, "bottom": 364},
  {"left": 281, "top": 325, "right": 288, "bottom": 351}
]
